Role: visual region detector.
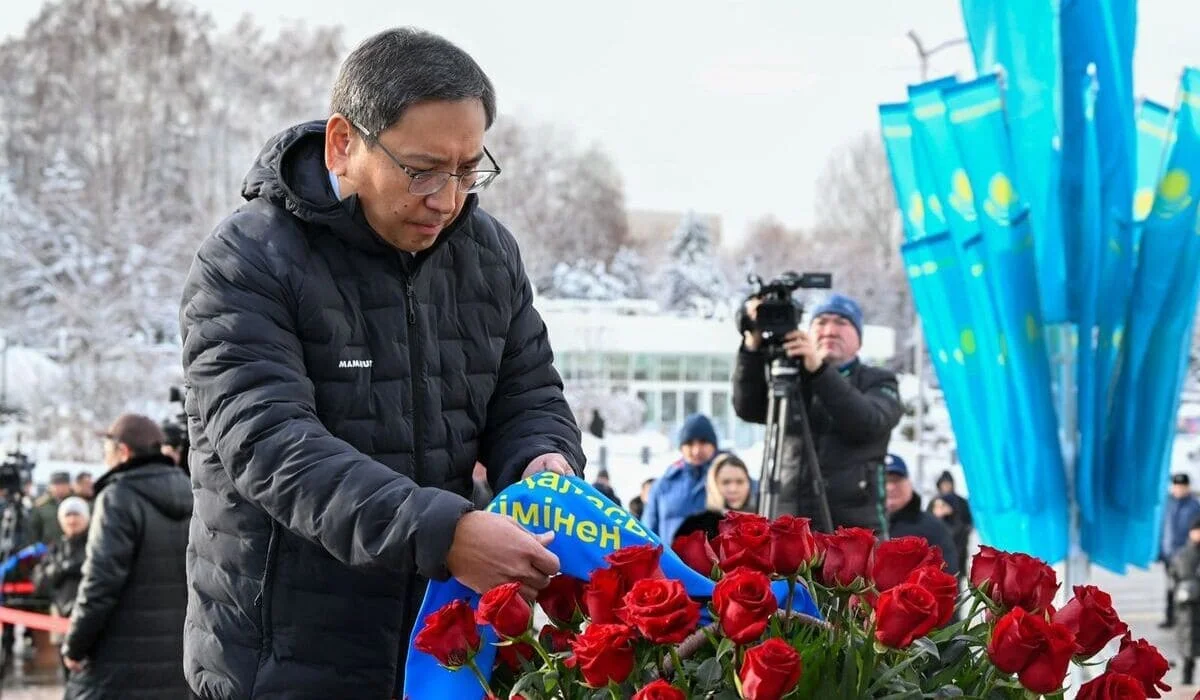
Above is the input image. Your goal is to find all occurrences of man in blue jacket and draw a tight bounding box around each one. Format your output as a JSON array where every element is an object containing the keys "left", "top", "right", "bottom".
[
  {"left": 1162, "top": 473, "right": 1200, "bottom": 628},
  {"left": 643, "top": 414, "right": 721, "bottom": 544}
]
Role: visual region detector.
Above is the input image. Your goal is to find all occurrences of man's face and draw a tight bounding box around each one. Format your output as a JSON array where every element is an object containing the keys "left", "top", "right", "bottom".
[
  {"left": 325, "top": 100, "right": 487, "bottom": 253},
  {"left": 59, "top": 512, "right": 87, "bottom": 538},
  {"left": 680, "top": 440, "right": 716, "bottom": 466},
  {"left": 49, "top": 483, "right": 71, "bottom": 500},
  {"left": 102, "top": 438, "right": 128, "bottom": 470},
  {"left": 74, "top": 476, "right": 93, "bottom": 498},
  {"left": 885, "top": 474, "right": 914, "bottom": 514},
  {"left": 811, "top": 313, "right": 861, "bottom": 366},
  {"left": 1172, "top": 483, "right": 1191, "bottom": 499}
]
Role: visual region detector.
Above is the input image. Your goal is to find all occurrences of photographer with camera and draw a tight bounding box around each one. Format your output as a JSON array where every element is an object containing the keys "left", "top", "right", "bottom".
[{"left": 733, "top": 292, "right": 903, "bottom": 533}]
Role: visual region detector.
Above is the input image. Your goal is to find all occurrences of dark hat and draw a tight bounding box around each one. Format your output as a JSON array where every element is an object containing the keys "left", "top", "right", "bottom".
[
  {"left": 884, "top": 454, "right": 908, "bottom": 478},
  {"left": 677, "top": 413, "right": 719, "bottom": 447},
  {"left": 101, "top": 413, "right": 166, "bottom": 453},
  {"left": 161, "top": 422, "right": 185, "bottom": 448},
  {"left": 936, "top": 470, "right": 955, "bottom": 486},
  {"left": 49, "top": 471, "right": 71, "bottom": 485},
  {"left": 810, "top": 293, "right": 864, "bottom": 340},
  {"left": 1173, "top": 473, "right": 1191, "bottom": 486},
  {"left": 596, "top": 469, "right": 610, "bottom": 479}
]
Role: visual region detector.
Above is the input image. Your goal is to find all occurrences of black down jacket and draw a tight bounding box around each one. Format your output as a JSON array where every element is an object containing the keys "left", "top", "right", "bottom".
[
  {"left": 180, "top": 121, "right": 584, "bottom": 700},
  {"left": 733, "top": 350, "right": 903, "bottom": 532},
  {"left": 32, "top": 531, "right": 87, "bottom": 617},
  {"left": 62, "top": 454, "right": 193, "bottom": 699}
]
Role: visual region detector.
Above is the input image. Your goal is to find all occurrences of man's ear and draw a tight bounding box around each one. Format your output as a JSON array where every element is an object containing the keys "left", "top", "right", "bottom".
[{"left": 325, "top": 114, "right": 355, "bottom": 175}]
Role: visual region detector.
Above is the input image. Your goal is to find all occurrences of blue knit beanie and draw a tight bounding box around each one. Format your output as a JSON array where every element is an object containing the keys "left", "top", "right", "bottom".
[
  {"left": 677, "top": 413, "right": 718, "bottom": 447},
  {"left": 810, "top": 293, "right": 864, "bottom": 340}
]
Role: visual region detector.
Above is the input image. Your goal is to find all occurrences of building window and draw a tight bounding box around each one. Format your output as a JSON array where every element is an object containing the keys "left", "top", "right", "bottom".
[
  {"left": 605, "top": 353, "right": 630, "bottom": 382},
  {"left": 660, "top": 356, "right": 681, "bottom": 381},
  {"left": 684, "top": 356, "right": 708, "bottom": 381},
  {"left": 633, "top": 354, "right": 655, "bottom": 381},
  {"left": 558, "top": 353, "right": 574, "bottom": 380},
  {"left": 683, "top": 391, "right": 699, "bottom": 417},
  {"left": 711, "top": 390, "right": 731, "bottom": 440},
  {"left": 710, "top": 355, "right": 733, "bottom": 382},
  {"left": 577, "top": 352, "right": 600, "bottom": 381},
  {"left": 639, "top": 390, "right": 657, "bottom": 424},
  {"left": 661, "top": 391, "right": 678, "bottom": 424}
]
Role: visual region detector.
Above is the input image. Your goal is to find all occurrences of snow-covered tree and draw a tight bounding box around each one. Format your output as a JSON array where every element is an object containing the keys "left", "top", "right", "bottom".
[
  {"left": 548, "top": 260, "right": 628, "bottom": 300},
  {"left": 657, "top": 211, "right": 730, "bottom": 316},
  {"left": 608, "top": 246, "right": 650, "bottom": 299}
]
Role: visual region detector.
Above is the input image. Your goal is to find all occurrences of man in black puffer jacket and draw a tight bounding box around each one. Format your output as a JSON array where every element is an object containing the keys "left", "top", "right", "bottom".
[
  {"left": 180, "top": 28, "right": 584, "bottom": 700},
  {"left": 733, "top": 293, "right": 903, "bottom": 533},
  {"left": 62, "top": 414, "right": 193, "bottom": 698}
]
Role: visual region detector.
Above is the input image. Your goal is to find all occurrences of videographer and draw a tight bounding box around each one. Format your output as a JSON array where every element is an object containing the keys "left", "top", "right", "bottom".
[{"left": 733, "top": 292, "right": 903, "bottom": 533}]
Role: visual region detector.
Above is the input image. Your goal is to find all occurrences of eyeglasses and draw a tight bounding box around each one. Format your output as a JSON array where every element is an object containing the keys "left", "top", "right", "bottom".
[{"left": 351, "top": 121, "right": 501, "bottom": 196}]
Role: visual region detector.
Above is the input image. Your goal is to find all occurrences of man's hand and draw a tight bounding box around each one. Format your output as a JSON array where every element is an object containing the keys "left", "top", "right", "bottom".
[
  {"left": 445, "top": 511, "right": 560, "bottom": 599},
  {"left": 522, "top": 453, "right": 572, "bottom": 480},
  {"left": 63, "top": 656, "right": 86, "bottom": 673},
  {"left": 783, "top": 329, "right": 828, "bottom": 373},
  {"left": 742, "top": 298, "right": 764, "bottom": 351}
]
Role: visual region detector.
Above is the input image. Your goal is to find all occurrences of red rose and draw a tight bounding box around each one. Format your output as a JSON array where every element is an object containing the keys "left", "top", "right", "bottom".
[
  {"left": 714, "top": 516, "right": 775, "bottom": 575},
  {"left": 566, "top": 623, "right": 637, "bottom": 688},
  {"left": 712, "top": 568, "right": 778, "bottom": 644},
  {"left": 770, "top": 515, "right": 817, "bottom": 577},
  {"left": 817, "top": 527, "right": 876, "bottom": 588},
  {"left": 718, "top": 510, "right": 768, "bottom": 535},
  {"left": 632, "top": 679, "right": 687, "bottom": 700},
  {"left": 987, "top": 607, "right": 1046, "bottom": 674},
  {"left": 539, "top": 624, "right": 574, "bottom": 653},
  {"left": 604, "top": 543, "right": 665, "bottom": 582},
  {"left": 495, "top": 640, "right": 536, "bottom": 671},
  {"left": 871, "top": 536, "right": 943, "bottom": 592},
  {"left": 476, "top": 582, "right": 533, "bottom": 638},
  {"left": 1106, "top": 633, "right": 1171, "bottom": 698},
  {"left": 583, "top": 567, "right": 628, "bottom": 624},
  {"left": 993, "top": 552, "right": 1059, "bottom": 614},
  {"left": 1018, "top": 618, "right": 1076, "bottom": 694},
  {"left": 536, "top": 574, "right": 586, "bottom": 625},
  {"left": 969, "top": 545, "right": 1003, "bottom": 593},
  {"left": 873, "top": 583, "right": 940, "bottom": 648},
  {"left": 1052, "top": 585, "right": 1129, "bottom": 658},
  {"left": 413, "top": 599, "right": 480, "bottom": 668},
  {"left": 672, "top": 530, "right": 718, "bottom": 578},
  {"left": 739, "top": 638, "right": 803, "bottom": 700},
  {"left": 906, "top": 565, "right": 958, "bottom": 627},
  {"left": 619, "top": 578, "right": 701, "bottom": 644},
  {"left": 1076, "top": 672, "right": 1149, "bottom": 700}
]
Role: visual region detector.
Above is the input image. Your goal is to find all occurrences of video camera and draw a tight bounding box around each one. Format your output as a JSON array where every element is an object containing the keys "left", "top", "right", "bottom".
[
  {"left": 0, "top": 450, "right": 32, "bottom": 500},
  {"left": 737, "top": 271, "right": 833, "bottom": 346},
  {"left": 162, "top": 386, "right": 188, "bottom": 469}
]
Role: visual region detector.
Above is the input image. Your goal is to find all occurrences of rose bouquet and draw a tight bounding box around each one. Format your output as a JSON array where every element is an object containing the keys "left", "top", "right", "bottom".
[{"left": 413, "top": 511, "right": 1171, "bottom": 699}]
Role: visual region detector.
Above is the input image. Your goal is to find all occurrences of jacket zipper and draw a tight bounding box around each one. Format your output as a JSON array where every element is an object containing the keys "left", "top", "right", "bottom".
[
  {"left": 405, "top": 273, "right": 426, "bottom": 485},
  {"left": 254, "top": 520, "right": 282, "bottom": 645}
]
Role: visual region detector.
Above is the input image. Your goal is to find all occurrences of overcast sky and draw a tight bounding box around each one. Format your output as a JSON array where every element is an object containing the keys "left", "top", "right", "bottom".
[{"left": 4, "top": 1, "right": 1199, "bottom": 246}]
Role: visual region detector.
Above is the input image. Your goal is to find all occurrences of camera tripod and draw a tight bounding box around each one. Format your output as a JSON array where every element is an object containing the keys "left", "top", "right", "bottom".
[
  {"left": 0, "top": 492, "right": 24, "bottom": 674},
  {"left": 757, "top": 354, "right": 834, "bottom": 533}
]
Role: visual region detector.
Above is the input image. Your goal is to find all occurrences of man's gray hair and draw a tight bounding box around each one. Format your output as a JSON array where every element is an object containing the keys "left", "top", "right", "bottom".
[{"left": 330, "top": 27, "right": 496, "bottom": 137}]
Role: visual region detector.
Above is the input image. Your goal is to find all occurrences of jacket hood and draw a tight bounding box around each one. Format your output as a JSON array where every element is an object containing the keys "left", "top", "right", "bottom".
[
  {"left": 97, "top": 454, "right": 193, "bottom": 521},
  {"left": 240, "top": 120, "right": 478, "bottom": 256}
]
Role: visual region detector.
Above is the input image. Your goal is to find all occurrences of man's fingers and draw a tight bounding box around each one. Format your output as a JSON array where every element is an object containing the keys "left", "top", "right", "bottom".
[
  {"left": 519, "top": 584, "right": 539, "bottom": 601},
  {"left": 519, "top": 569, "right": 552, "bottom": 591},
  {"left": 533, "top": 530, "right": 555, "bottom": 547}
]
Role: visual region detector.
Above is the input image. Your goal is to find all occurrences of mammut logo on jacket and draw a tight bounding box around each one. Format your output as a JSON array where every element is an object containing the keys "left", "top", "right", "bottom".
[{"left": 338, "top": 359, "right": 373, "bottom": 369}]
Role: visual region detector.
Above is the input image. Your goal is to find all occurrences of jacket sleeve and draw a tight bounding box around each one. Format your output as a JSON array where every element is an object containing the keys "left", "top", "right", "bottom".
[
  {"left": 480, "top": 241, "right": 585, "bottom": 490},
  {"left": 642, "top": 482, "right": 661, "bottom": 536},
  {"left": 63, "top": 489, "right": 138, "bottom": 660},
  {"left": 806, "top": 365, "right": 904, "bottom": 443},
  {"left": 732, "top": 346, "right": 769, "bottom": 424},
  {"left": 181, "top": 222, "right": 473, "bottom": 582}
]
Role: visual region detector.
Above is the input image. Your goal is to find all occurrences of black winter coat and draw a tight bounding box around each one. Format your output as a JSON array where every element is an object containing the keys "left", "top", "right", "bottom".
[
  {"left": 889, "top": 494, "right": 960, "bottom": 576},
  {"left": 63, "top": 454, "right": 193, "bottom": 700},
  {"left": 32, "top": 531, "right": 87, "bottom": 617},
  {"left": 733, "top": 350, "right": 903, "bottom": 532},
  {"left": 179, "top": 121, "right": 584, "bottom": 700},
  {"left": 1173, "top": 544, "right": 1200, "bottom": 658}
]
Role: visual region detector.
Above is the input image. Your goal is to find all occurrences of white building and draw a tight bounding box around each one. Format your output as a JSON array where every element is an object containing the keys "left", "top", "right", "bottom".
[{"left": 538, "top": 299, "right": 897, "bottom": 448}]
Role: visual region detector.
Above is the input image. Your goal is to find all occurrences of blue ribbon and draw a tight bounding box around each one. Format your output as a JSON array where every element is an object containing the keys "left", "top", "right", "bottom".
[{"left": 403, "top": 474, "right": 820, "bottom": 699}]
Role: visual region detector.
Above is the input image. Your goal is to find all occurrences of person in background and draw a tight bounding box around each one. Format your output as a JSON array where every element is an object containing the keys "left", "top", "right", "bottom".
[
  {"left": 591, "top": 469, "right": 620, "bottom": 506},
  {"left": 160, "top": 422, "right": 186, "bottom": 468},
  {"left": 588, "top": 409, "right": 605, "bottom": 440},
  {"left": 61, "top": 414, "right": 192, "bottom": 698},
  {"left": 705, "top": 454, "right": 756, "bottom": 514},
  {"left": 72, "top": 472, "right": 94, "bottom": 502},
  {"left": 1162, "top": 473, "right": 1200, "bottom": 628},
  {"left": 1172, "top": 514, "right": 1200, "bottom": 684},
  {"left": 930, "top": 496, "right": 970, "bottom": 583},
  {"left": 27, "top": 472, "right": 72, "bottom": 546},
  {"left": 644, "top": 414, "right": 722, "bottom": 544},
  {"left": 883, "top": 454, "right": 959, "bottom": 576},
  {"left": 32, "top": 496, "right": 89, "bottom": 679},
  {"left": 629, "top": 478, "right": 654, "bottom": 520}
]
